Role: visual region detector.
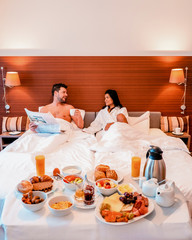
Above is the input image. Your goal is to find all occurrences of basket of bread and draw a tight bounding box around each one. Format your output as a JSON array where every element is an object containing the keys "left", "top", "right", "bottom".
[{"left": 94, "top": 164, "right": 118, "bottom": 181}]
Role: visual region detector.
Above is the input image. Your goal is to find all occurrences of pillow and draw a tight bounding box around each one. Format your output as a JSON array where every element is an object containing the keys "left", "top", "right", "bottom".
[
  {"left": 2, "top": 116, "right": 29, "bottom": 132},
  {"left": 127, "top": 111, "right": 150, "bottom": 134},
  {"left": 161, "top": 116, "right": 189, "bottom": 133}
]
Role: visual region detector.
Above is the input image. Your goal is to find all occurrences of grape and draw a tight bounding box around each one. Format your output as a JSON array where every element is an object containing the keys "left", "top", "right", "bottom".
[
  {"left": 119, "top": 196, "right": 127, "bottom": 204},
  {"left": 124, "top": 192, "right": 130, "bottom": 198}
]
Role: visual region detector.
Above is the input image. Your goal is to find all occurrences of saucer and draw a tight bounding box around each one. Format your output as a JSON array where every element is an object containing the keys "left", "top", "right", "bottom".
[
  {"left": 9, "top": 131, "right": 21, "bottom": 135},
  {"left": 172, "top": 131, "right": 183, "bottom": 136}
]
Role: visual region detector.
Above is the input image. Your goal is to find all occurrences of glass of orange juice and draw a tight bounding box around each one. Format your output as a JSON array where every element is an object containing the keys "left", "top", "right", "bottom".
[
  {"left": 35, "top": 155, "right": 45, "bottom": 176},
  {"left": 131, "top": 156, "right": 141, "bottom": 179}
]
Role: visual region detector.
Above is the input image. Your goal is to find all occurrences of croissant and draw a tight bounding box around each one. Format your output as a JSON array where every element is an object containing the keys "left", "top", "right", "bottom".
[
  {"left": 40, "top": 175, "right": 53, "bottom": 182},
  {"left": 30, "top": 176, "right": 40, "bottom": 184}
]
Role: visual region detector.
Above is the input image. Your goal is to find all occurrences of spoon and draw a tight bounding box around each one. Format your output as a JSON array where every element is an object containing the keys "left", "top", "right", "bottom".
[
  {"left": 58, "top": 173, "right": 83, "bottom": 189},
  {"left": 52, "top": 173, "right": 63, "bottom": 181}
]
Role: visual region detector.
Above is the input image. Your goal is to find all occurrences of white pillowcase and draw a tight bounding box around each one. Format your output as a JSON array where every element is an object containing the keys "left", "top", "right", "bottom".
[{"left": 127, "top": 111, "right": 150, "bottom": 134}]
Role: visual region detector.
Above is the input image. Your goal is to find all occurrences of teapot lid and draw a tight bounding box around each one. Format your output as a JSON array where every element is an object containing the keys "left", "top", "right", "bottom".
[{"left": 148, "top": 146, "right": 163, "bottom": 160}]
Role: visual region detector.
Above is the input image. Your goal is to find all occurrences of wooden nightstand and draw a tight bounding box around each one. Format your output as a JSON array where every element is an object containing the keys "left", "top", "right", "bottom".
[
  {"left": 0, "top": 132, "right": 24, "bottom": 151},
  {"left": 165, "top": 132, "right": 191, "bottom": 150}
]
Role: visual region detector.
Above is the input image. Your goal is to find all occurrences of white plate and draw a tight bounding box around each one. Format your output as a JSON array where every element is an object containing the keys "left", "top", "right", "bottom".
[
  {"left": 172, "top": 132, "right": 183, "bottom": 136},
  {"left": 95, "top": 198, "right": 154, "bottom": 225},
  {"left": 74, "top": 193, "right": 103, "bottom": 210},
  {"left": 16, "top": 175, "right": 57, "bottom": 195},
  {"left": 9, "top": 131, "right": 21, "bottom": 135},
  {"left": 86, "top": 170, "right": 124, "bottom": 184},
  {"left": 117, "top": 183, "right": 138, "bottom": 195}
]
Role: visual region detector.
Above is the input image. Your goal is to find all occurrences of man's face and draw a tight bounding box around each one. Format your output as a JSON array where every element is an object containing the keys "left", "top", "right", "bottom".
[{"left": 56, "top": 87, "right": 68, "bottom": 103}]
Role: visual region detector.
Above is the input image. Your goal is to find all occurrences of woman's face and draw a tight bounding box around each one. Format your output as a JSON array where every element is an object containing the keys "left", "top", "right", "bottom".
[{"left": 105, "top": 94, "right": 114, "bottom": 106}]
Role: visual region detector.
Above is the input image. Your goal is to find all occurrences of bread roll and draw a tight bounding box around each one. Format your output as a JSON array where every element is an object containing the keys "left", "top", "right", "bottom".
[
  {"left": 17, "top": 180, "right": 33, "bottom": 194},
  {"left": 94, "top": 170, "right": 106, "bottom": 181},
  {"left": 95, "top": 164, "right": 110, "bottom": 173},
  {"left": 106, "top": 170, "right": 118, "bottom": 180}
]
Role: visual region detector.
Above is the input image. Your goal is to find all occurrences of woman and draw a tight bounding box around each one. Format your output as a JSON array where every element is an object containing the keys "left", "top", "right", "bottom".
[{"left": 83, "top": 89, "right": 128, "bottom": 134}]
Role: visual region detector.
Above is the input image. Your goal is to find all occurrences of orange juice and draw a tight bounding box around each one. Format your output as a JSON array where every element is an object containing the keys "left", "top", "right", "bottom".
[
  {"left": 35, "top": 155, "right": 45, "bottom": 176},
  {"left": 131, "top": 156, "right": 141, "bottom": 178}
]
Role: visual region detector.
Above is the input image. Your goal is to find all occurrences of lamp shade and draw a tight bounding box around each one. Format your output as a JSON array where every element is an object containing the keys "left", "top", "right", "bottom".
[
  {"left": 5, "top": 72, "right": 21, "bottom": 87},
  {"left": 169, "top": 68, "right": 185, "bottom": 84}
]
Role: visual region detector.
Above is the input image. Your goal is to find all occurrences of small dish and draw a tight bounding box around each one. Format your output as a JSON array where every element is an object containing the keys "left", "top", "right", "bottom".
[
  {"left": 117, "top": 183, "right": 137, "bottom": 195},
  {"left": 96, "top": 178, "right": 118, "bottom": 196},
  {"left": 62, "top": 165, "right": 82, "bottom": 176},
  {"left": 9, "top": 131, "right": 21, "bottom": 135},
  {"left": 21, "top": 191, "right": 47, "bottom": 212},
  {"left": 48, "top": 195, "right": 74, "bottom": 217},
  {"left": 62, "top": 174, "right": 84, "bottom": 191},
  {"left": 172, "top": 131, "right": 183, "bottom": 136},
  {"left": 74, "top": 193, "right": 102, "bottom": 209}
]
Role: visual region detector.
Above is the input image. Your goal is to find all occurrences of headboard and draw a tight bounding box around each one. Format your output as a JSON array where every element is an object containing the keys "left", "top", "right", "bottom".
[{"left": 84, "top": 111, "right": 161, "bottom": 128}]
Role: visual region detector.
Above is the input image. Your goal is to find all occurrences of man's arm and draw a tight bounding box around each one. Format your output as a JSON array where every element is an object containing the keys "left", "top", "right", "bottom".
[{"left": 71, "top": 109, "right": 84, "bottom": 129}]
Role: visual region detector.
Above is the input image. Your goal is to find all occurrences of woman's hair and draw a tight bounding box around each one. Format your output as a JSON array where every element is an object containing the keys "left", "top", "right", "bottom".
[{"left": 104, "top": 89, "right": 123, "bottom": 108}]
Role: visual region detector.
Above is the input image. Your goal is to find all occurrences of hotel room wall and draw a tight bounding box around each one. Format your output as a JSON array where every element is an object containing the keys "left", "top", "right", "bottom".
[{"left": 0, "top": 56, "right": 192, "bottom": 149}]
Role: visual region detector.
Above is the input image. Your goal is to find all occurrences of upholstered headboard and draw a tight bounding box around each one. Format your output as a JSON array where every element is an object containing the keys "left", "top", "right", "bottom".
[{"left": 84, "top": 111, "right": 161, "bottom": 128}]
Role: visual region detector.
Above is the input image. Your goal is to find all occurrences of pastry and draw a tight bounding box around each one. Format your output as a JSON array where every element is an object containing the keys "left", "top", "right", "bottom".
[
  {"left": 32, "top": 181, "right": 53, "bottom": 192},
  {"left": 95, "top": 164, "right": 110, "bottom": 173},
  {"left": 30, "top": 176, "right": 40, "bottom": 184},
  {"left": 40, "top": 175, "right": 53, "bottom": 183},
  {"left": 106, "top": 170, "right": 118, "bottom": 180},
  {"left": 17, "top": 180, "right": 33, "bottom": 194},
  {"left": 94, "top": 170, "right": 106, "bottom": 181}
]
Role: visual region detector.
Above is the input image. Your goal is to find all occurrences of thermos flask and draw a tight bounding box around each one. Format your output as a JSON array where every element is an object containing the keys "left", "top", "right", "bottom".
[{"left": 143, "top": 145, "right": 166, "bottom": 183}]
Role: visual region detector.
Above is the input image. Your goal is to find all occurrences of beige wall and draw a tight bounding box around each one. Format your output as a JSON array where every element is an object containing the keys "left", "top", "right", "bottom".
[{"left": 0, "top": 0, "right": 192, "bottom": 56}]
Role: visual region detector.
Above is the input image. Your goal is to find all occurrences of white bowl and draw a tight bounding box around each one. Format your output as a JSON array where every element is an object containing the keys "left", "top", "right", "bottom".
[
  {"left": 96, "top": 178, "right": 118, "bottom": 196},
  {"left": 62, "top": 174, "right": 84, "bottom": 191},
  {"left": 21, "top": 191, "right": 47, "bottom": 212},
  {"left": 62, "top": 165, "right": 82, "bottom": 176},
  {"left": 48, "top": 195, "right": 74, "bottom": 217}
]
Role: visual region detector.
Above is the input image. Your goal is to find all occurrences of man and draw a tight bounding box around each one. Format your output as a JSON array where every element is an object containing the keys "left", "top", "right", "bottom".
[{"left": 30, "top": 83, "right": 84, "bottom": 131}]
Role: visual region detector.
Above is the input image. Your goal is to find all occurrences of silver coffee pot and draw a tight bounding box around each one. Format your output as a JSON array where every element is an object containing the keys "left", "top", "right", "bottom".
[{"left": 143, "top": 145, "right": 166, "bottom": 183}]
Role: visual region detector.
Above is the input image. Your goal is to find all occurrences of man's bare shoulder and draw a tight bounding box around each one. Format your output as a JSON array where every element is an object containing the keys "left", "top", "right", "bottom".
[
  {"left": 40, "top": 104, "right": 52, "bottom": 113},
  {"left": 65, "top": 104, "right": 75, "bottom": 110}
]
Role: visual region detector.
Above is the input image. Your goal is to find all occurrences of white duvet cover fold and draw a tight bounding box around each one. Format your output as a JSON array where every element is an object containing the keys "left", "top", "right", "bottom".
[{"left": 90, "top": 122, "right": 189, "bottom": 154}]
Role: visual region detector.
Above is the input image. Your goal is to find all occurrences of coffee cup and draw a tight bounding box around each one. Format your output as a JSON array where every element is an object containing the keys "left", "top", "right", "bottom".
[
  {"left": 70, "top": 109, "right": 85, "bottom": 119},
  {"left": 174, "top": 127, "right": 181, "bottom": 134}
]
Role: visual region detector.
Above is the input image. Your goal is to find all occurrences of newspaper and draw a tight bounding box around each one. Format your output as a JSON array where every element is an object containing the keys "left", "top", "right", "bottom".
[{"left": 25, "top": 108, "right": 60, "bottom": 133}]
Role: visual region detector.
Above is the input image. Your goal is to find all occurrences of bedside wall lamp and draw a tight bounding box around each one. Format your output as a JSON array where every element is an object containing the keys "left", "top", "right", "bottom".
[
  {"left": 1, "top": 66, "right": 21, "bottom": 113},
  {"left": 169, "top": 67, "right": 188, "bottom": 114}
]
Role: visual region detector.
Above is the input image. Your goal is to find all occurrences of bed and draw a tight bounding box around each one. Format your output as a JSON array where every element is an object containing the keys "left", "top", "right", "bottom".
[{"left": 0, "top": 111, "right": 192, "bottom": 240}]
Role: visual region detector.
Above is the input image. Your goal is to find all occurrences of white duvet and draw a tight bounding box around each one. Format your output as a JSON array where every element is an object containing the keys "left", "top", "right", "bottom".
[{"left": 0, "top": 121, "right": 192, "bottom": 217}]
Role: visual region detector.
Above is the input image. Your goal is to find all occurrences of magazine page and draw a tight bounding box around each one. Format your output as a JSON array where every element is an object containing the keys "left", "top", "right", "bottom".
[{"left": 25, "top": 108, "right": 60, "bottom": 133}]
